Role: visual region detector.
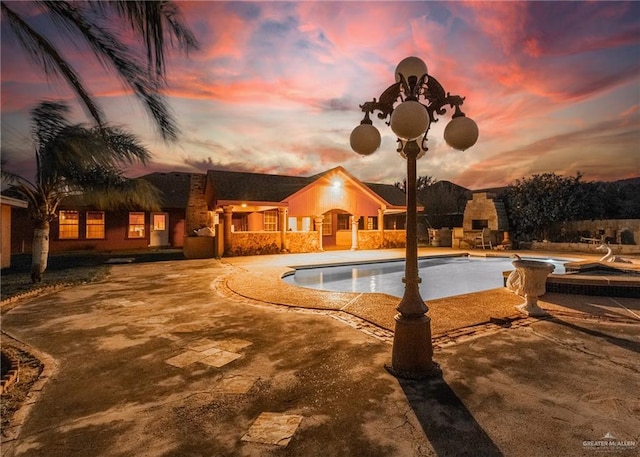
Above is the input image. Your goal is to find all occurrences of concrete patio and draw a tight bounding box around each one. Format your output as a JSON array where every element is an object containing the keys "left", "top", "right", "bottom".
[{"left": 1, "top": 248, "right": 639, "bottom": 456}]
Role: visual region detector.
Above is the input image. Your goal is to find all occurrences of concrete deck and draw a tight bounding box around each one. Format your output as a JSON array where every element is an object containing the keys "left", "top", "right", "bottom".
[{"left": 1, "top": 248, "right": 639, "bottom": 456}]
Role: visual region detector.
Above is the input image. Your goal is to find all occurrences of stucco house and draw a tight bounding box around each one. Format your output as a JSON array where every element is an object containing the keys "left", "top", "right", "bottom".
[
  {"left": 9, "top": 167, "right": 411, "bottom": 258},
  {"left": 203, "top": 166, "right": 410, "bottom": 256}
]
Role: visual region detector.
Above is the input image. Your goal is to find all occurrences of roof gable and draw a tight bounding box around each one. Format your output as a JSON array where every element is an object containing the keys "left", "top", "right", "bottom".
[{"left": 206, "top": 166, "right": 407, "bottom": 213}]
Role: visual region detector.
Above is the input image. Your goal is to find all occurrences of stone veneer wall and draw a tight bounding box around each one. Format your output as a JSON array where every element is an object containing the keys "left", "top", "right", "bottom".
[
  {"left": 286, "top": 232, "right": 319, "bottom": 253},
  {"left": 555, "top": 219, "right": 640, "bottom": 246},
  {"left": 186, "top": 174, "right": 210, "bottom": 234},
  {"left": 358, "top": 230, "right": 382, "bottom": 249},
  {"left": 228, "top": 232, "right": 281, "bottom": 256},
  {"left": 227, "top": 230, "right": 410, "bottom": 255},
  {"left": 382, "top": 230, "right": 406, "bottom": 248}
]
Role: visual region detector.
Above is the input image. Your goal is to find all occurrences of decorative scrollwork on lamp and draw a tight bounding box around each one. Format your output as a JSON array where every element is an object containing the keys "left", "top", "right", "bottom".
[{"left": 350, "top": 56, "right": 479, "bottom": 379}]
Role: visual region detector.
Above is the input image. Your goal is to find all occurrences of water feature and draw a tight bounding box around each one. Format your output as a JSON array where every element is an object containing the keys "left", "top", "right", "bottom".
[{"left": 283, "top": 255, "right": 573, "bottom": 300}]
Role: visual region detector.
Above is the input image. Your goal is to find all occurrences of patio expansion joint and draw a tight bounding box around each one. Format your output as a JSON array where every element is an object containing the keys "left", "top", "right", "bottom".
[{"left": 340, "top": 293, "right": 364, "bottom": 311}]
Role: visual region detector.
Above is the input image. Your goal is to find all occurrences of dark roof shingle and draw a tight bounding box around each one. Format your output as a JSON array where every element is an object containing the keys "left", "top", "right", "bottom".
[
  {"left": 207, "top": 170, "right": 314, "bottom": 202},
  {"left": 141, "top": 172, "right": 198, "bottom": 208}
]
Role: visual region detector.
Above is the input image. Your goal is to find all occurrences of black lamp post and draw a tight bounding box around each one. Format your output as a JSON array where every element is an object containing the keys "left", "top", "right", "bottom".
[{"left": 350, "top": 56, "right": 479, "bottom": 379}]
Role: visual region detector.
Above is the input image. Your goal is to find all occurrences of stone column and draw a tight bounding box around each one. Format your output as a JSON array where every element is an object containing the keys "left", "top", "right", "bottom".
[
  {"left": 222, "top": 206, "right": 233, "bottom": 256},
  {"left": 279, "top": 207, "right": 288, "bottom": 252},
  {"left": 314, "top": 215, "right": 324, "bottom": 252},
  {"left": 351, "top": 215, "right": 360, "bottom": 250}
]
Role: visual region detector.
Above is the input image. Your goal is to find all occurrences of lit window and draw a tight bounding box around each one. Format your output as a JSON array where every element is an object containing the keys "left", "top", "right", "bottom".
[
  {"left": 301, "top": 217, "right": 311, "bottom": 232},
  {"left": 367, "top": 216, "right": 377, "bottom": 230},
  {"left": 86, "top": 211, "right": 105, "bottom": 239},
  {"left": 128, "top": 212, "right": 145, "bottom": 238},
  {"left": 288, "top": 217, "right": 297, "bottom": 231},
  {"left": 264, "top": 210, "right": 278, "bottom": 231},
  {"left": 153, "top": 214, "right": 166, "bottom": 231},
  {"left": 59, "top": 210, "right": 79, "bottom": 239}
]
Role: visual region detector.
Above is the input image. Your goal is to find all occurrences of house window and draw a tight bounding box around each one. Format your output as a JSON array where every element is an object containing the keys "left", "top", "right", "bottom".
[
  {"left": 86, "top": 211, "right": 105, "bottom": 239},
  {"left": 264, "top": 210, "right": 278, "bottom": 231},
  {"left": 128, "top": 212, "right": 145, "bottom": 238},
  {"left": 153, "top": 214, "right": 166, "bottom": 231},
  {"left": 288, "top": 217, "right": 297, "bottom": 231},
  {"left": 232, "top": 215, "right": 248, "bottom": 232},
  {"left": 322, "top": 213, "right": 332, "bottom": 235},
  {"left": 367, "top": 216, "right": 377, "bottom": 230},
  {"left": 337, "top": 214, "right": 350, "bottom": 230},
  {"left": 59, "top": 210, "right": 79, "bottom": 239},
  {"left": 301, "top": 217, "right": 311, "bottom": 232}
]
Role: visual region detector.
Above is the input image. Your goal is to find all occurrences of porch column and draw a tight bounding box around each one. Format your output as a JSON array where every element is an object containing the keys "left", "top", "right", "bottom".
[
  {"left": 378, "top": 208, "right": 384, "bottom": 248},
  {"left": 223, "top": 205, "right": 233, "bottom": 256},
  {"left": 279, "top": 207, "right": 288, "bottom": 252},
  {"left": 350, "top": 215, "right": 360, "bottom": 251},
  {"left": 314, "top": 215, "right": 324, "bottom": 251}
]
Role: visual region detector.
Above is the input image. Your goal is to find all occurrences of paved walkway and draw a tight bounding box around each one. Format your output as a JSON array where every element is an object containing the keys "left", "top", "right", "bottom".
[{"left": 1, "top": 249, "right": 639, "bottom": 456}]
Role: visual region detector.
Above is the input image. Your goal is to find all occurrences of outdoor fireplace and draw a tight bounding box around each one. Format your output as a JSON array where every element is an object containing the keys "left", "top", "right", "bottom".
[{"left": 460, "top": 192, "right": 509, "bottom": 248}]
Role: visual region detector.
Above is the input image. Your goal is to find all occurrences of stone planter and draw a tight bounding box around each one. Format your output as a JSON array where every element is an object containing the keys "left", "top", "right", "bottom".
[{"left": 510, "top": 259, "right": 555, "bottom": 316}]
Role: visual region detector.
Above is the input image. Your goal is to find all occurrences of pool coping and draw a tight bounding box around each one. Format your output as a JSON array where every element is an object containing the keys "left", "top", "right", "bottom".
[{"left": 221, "top": 249, "right": 640, "bottom": 337}]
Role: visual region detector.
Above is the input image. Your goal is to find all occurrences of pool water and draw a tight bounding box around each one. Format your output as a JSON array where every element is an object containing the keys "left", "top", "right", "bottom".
[{"left": 283, "top": 256, "right": 571, "bottom": 300}]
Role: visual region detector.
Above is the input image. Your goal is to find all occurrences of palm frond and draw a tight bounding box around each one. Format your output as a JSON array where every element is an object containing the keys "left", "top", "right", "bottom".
[
  {"left": 2, "top": 1, "right": 198, "bottom": 142},
  {"left": 0, "top": 2, "right": 105, "bottom": 126},
  {"left": 1, "top": 162, "right": 32, "bottom": 188},
  {"left": 96, "top": 0, "right": 200, "bottom": 78},
  {"left": 38, "top": 124, "right": 152, "bottom": 177},
  {"left": 31, "top": 101, "right": 70, "bottom": 150},
  {"left": 76, "top": 167, "right": 161, "bottom": 211},
  {"left": 41, "top": 0, "right": 183, "bottom": 141}
]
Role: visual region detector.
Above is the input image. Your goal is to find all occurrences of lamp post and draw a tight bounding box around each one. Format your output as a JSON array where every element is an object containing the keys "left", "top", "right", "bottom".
[{"left": 350, "top": 56, "right": 479, "bottom": 379}]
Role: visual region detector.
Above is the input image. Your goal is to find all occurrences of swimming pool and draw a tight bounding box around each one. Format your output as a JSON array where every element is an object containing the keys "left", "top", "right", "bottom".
[{"left": 282, "top": 255, "right": 572, "bottom": 300}]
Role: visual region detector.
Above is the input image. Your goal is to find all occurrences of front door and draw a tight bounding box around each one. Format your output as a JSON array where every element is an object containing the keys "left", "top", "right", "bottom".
[{"left": 150, "top": 212, "right": 169, "bottom": 247}]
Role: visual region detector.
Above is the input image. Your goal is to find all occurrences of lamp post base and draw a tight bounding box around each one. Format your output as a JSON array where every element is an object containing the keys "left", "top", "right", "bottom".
[{"left": 385, "top": 314, "right": 442, "bottom": 380}]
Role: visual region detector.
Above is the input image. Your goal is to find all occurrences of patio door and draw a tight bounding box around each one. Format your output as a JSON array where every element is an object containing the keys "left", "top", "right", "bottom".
[{"left": 150, "top": 212, "right": 169, "bottom": 247}]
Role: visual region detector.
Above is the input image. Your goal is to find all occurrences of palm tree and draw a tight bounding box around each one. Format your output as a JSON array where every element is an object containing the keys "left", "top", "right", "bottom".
[
  {"left": 1, "top": 1, "right": 199, "bottom": 141},
  {"left": 2, "top": 101, "right": 161, "bottom": 283}
]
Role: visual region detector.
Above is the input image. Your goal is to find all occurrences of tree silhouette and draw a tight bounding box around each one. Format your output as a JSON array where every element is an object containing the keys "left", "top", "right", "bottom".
[{"left": 2, "top": 101, "right": 160, "bottom": 282}]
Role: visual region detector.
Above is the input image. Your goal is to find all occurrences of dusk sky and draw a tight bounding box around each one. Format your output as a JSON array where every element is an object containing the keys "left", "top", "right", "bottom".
[{"left": 2, "top": 1, "right": 639, "bottom": 190}]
